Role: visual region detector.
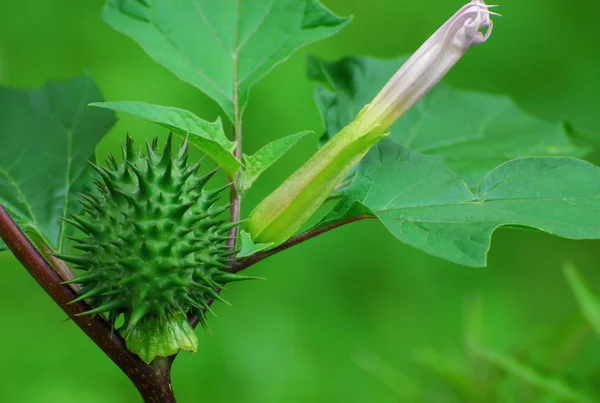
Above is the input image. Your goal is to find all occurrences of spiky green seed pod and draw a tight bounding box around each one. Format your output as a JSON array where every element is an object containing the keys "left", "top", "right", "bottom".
[{"left": 58, "top": 134, "right": 248, "bottom": 363}]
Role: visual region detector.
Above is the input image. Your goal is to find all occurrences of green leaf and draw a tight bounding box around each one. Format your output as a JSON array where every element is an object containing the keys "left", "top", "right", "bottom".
[
  {"left": 414, "top": 350, "right": 483, "bottom": 402},
  {"left": 0, "top": 75, "right": 116, "bottom": 252},
  {"left": 91, "top": 101, "right": 241, "bottom": 175},
  {"left": 239, "top": 131, "right": 312, "bottom": 193},
  {"left": 464, "top": 299, "right": 595, "bottom": 402},
  {"left": 104, "top": 0, "right": 349, "bottom": 123},
  {"left": 308, "top": 56, "right": 588, "bottom": 185},
  {"left": 354, "top": 351, "right": 424, "bottom": 401},
  {"left": 564, "top": 263, "right": 600, "bottom": 338},
  {"left": 322, "top": 140, "right": 600, "bottom": 267},
  {"left": 237, "top": 230, "right": 273, "bottom": 258},
  {"left": 474, "top": 346, "right": 596, "bottom": 403}
]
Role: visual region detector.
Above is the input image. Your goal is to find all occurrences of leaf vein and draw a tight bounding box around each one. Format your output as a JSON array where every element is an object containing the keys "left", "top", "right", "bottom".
[
  {"left": 191, "top": 0, "right": 234, "bottom": 56},
  {"left": 236, "top": 0, "right": 277, "bottom": 52},
  {"left": 0, "top": 168, "right": 38, "bottom": 228},
  {"left": 57, "top": 78, "right": 90, "bottom": 250},
  {"left": 148, "top": 7, "right": 234, "bottom": 102}
]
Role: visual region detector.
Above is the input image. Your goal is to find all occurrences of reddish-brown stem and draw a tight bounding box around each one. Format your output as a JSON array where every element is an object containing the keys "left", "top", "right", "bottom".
[
  {"left": 186, "top": 215, "right": 372, "bottom": 331},
  {"left": 0, "top": 203, "right": 175, "bottom": 403},
  {"left": 228, "top": 215, "right": 373, "bottom": 274},
  {"left": 40, "top": 244, "right": 79, "bottom": 291}
]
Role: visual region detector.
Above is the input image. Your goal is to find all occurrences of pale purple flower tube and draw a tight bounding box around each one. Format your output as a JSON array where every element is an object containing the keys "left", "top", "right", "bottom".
[{"left": 358, "top": 0, "right": 497, "bottom": 133}]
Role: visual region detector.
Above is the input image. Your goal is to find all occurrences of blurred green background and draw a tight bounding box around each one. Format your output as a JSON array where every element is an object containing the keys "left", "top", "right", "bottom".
[{"left": 1, "top": 0, "right": 600, "bottom": 402}]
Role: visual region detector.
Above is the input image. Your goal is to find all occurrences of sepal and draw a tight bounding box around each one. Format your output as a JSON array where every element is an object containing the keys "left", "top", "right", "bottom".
[{"left": 124, "top": 313, "right": 198, "bottom": 364}]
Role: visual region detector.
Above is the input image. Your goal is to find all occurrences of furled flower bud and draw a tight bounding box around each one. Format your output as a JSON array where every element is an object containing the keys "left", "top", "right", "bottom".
[{"left": 248, "top": 0, "right": 497, "bottom": 246}]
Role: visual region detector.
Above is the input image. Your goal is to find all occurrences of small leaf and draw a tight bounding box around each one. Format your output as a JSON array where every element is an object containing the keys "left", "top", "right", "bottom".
[
  {"left": 104, "top": 0, "right": 349, "bottom": 122},
  {"left": 0, "top": 75, "right": 116, "bottom": 251},
  {"left": 354, "top": 351, "right": 424, "bottom": 401},
  {"left": 414, "top": 350, "right": 483, "bottom": 402},
  {"left": 239, "top": 131, "right": 312, "bottom": 193},
  {"left": 91, "top": 101, "right": 242, "bottom": 176},
  {"left": 564, "top": 263, "right": 600, "bottom": 338},
  {"left": 308, "top": 55, "right": 589, "bottom": 185},
  {"left": 321, "top": 140, "right": 600, "bottom": 267},
  {"left": 464, "top": 296, "right": 486, "bottom": 354},
  {"left": 237, "top": 230, "right": 273, "bottom": 258}
]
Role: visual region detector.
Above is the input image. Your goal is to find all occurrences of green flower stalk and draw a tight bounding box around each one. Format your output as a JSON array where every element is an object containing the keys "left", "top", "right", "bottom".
[{"left": 248, "top": 0, "right": 497, "bottom": 245}]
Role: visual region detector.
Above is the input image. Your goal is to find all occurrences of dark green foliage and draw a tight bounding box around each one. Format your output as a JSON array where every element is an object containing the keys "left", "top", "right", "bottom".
[
  {"left": 0, "top": 75, "right": 116, "bottom": 252},
  {"left": 57, "top": 134, "right": 247, "bottom": 361}
]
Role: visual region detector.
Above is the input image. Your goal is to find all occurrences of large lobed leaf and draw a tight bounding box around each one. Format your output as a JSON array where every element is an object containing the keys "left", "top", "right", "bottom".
[
  {"left": 308, "top": 56, "right": 587, "bottom": 186},
  {"left": 321, "top": 140, "right": 600, "bottom": 267},
  {"left": 308, "top": 55, "right": 600, "bottom": 266},
  {"left": 0, "top": 75, "right": 116, "bottom": 251},
  {"left": 105, "top": 0, "right": 349, "bottom": 123}
]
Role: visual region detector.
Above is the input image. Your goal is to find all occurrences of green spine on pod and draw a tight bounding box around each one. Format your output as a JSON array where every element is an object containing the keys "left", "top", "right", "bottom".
[{"left": 57, "top": 134, "right": 249, "bottom": 363}]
